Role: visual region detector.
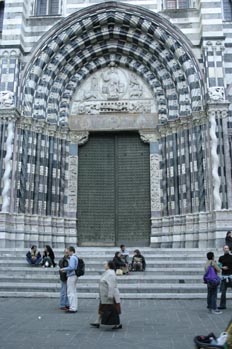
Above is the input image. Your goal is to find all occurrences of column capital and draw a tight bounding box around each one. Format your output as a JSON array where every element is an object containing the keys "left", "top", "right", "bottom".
[
  {"left": 139, "top": 130, "right": 159, "bottom": 143},
  {"left": 69, "top": 131, "right": 89, "bottom": 145}
]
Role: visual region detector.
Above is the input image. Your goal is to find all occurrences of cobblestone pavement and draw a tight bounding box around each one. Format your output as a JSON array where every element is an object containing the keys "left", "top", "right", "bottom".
[{"left": 0, "top": 298, "right": 231, "bottom": 349}]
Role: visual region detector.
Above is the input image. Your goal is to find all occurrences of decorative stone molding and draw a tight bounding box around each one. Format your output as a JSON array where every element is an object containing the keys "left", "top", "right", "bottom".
[
  {"left": 1, "top": 122, "right": 15, "bottom": 213},
  {"left": 67, "top": 156, "right": 78, "bottom": 216},
  {"left": 139, "top": 130, "right": 159, "bottom": 143},
  {"left": 150, "top": 153, "right": 161, "bottom": 214},
  {"left": 156, "top": 111, "right": 207, "bottom": 137},
  {"left": 208, "top": 87, "right": 225, "bottom": 102},
  {"left": 69, "top": 131, "right": 89, "bottom": 145},
  {"left": 0, "top": 91, "right": 15, "bottom": 108}
]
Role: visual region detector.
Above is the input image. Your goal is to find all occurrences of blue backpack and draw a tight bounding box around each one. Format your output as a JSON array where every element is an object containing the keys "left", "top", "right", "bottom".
[{"left": 203, "top": 264, "right": 220, "bottom": 288}]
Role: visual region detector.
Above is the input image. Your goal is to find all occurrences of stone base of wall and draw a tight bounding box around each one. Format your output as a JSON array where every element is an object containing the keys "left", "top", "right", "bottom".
[
  {"left": 151, "top": 210, "right": 232, "bottom": 248},
  {"left": 0, "top": 213, "right": 77, "bottom": 248},
  {"left": 1, "top": 210, "right": 231, "bottom": 248}
]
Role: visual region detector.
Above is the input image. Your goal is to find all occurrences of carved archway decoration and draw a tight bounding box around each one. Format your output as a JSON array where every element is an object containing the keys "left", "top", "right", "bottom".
[{"left": 20, "top": 1, "right": 205, "bottom": 125}]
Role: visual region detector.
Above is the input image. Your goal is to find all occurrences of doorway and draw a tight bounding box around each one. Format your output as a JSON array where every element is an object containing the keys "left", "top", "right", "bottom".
[{"left": 77, "top": 132, "right": 151, "bottom": 246}]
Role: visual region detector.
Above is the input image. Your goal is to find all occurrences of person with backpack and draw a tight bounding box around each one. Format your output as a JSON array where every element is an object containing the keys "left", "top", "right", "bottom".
[
  {"left": 204, "top": 251, "right": 222, "bottom": 314},
  {"left": 60, "top": 246, "right": 78, "bottom": 313},
  {"left": 58, "top": 248, "right": 69, "bottom": 310}
]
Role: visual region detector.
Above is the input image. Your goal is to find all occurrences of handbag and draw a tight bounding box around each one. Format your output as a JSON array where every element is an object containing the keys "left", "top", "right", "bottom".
[{"left": 116, "top": 269, "right": 123, "bottom": 276}]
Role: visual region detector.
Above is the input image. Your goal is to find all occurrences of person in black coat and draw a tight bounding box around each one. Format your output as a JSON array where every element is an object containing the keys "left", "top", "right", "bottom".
[
  {"left": 113, "top": 252, "right": 128, "bottom": 274},
  {"left": 131, "top": 249, "right": 146, "bottom": 271},
  {"left": 41, "top": 245, "right": 56, "bottom": 267},
  {"left": 225, "top": 231, "right": 232, "bottom": 251}
]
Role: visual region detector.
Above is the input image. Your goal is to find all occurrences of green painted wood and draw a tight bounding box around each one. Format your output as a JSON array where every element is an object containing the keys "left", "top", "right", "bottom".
[{"left": 78, "top": 132, "right": 150, "bottom": 246}]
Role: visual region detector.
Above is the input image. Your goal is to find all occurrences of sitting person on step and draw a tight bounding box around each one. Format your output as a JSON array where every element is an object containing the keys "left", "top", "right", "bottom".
[
  {"left": 113, "top": 251, "right": 129, "bottom": 275},
  {"left": 120, "top": 244, "right": 130, "bottom": 264},
  {"left": 26, "top": 245, "right": 42, "bottom": 265},
  {"left": 41, "top": 245, "right": 56, "bottom": 267},
  {"left": 130, "top": 249, "right": 146, "bottom": 271}
]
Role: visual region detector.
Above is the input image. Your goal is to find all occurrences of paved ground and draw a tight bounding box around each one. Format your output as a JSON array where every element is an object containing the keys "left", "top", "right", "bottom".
[{"left": 0, "top": 298, "right": 231, "bottom": 349}]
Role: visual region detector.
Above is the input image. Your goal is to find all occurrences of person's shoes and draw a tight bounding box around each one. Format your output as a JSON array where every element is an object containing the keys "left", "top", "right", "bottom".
[
  {"left": 112, "top": 324, "right": 122, "bottom": 330},
  {"left": 90, "top": 323, "right": 100, "bottom": 328},
  {"left": 65, "top": 310, "right": 77, "bottom": 313},
  {"left": 218, "top": 306, "right": 226, "bottom": 310},
  {"left": 60, "top": 306, "right": 69, "bottom": 310},
  {"left": 211, "top": 309, "right": 222, "bottom": 314}
]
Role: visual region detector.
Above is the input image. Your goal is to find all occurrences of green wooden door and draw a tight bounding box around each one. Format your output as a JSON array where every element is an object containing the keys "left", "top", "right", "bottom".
[{"left": 77, "top": 132, "right": 150, "bottom": 246}]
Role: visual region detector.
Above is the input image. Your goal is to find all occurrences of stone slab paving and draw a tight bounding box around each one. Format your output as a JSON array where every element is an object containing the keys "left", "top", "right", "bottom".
[{"left": 0, "top": 298, "right": 231, "bottom": 349}]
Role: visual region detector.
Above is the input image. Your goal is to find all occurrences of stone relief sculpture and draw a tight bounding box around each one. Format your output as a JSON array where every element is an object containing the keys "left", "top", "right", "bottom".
[
  {"left": 0, "top": 91, "right": 14, "bottom": 108},
  {"left": 129, "top": 73, "right": 143, "bottom": 97},
  {"left": 208, "top": 87, "right": 225, "bottom": 102},
  {"left": 101, "top": 63, "right": 125, "bottom": 99},
  {"left": 71, "top": 64, "right": 157, "bottom": 116}
]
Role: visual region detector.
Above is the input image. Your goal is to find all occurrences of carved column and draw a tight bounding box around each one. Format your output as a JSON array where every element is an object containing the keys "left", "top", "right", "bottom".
[
  {"left": 2, "top": 121, "right": 14, "bottom": 212},
  {"left": 66, "top": 132, "right": 89, "bottom": 218},
  {"left": 139, "top": 131, "right": 161, "bottom": 217},
  {"left": 208, "top": 106, "right": 222, "bottom": 210}
]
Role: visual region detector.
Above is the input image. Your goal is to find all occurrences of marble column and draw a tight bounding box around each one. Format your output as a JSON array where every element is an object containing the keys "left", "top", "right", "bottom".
[{"left": 67, "top": 131, "right": 89, "bottom": 219}]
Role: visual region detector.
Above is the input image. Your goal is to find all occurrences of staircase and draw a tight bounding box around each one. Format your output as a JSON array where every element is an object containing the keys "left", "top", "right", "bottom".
[{"left": 0, "top": 247, "right": 229, "bottom": 299}]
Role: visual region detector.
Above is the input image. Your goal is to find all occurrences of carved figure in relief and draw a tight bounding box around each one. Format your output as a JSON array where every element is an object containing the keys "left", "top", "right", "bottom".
[
  {"left": 208, "top": 87, "right": 225, "bottom": 101},
  {"left": 0, "top": 91, "right": 14, "bottom": 108},
  {"left": 129, "top": 74, "right": 143, "bottom": 98},
  {"left": 101, "top": 63, "right": 124, "bottom": 99},
  {"left": 83, "top": 76, "right": 98, "bottom": 100}
]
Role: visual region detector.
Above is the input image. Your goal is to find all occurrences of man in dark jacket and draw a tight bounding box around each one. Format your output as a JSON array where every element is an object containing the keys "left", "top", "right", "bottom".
[
  {"left": 218, "top": 245, "right": 232, "bottom": 309},
  {"left": 59, "top": 248, "right": 69, "bottom": 310}
]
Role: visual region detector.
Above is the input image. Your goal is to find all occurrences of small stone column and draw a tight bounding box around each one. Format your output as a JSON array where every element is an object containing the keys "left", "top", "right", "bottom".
[
  {"left": 207, "top": 88, "right": 229, "bottom": 211},
  {"left": 67, "top": 131, "right": 89, "bottom": 218},
  {"left": 140, "top": 130, "right": 161, "bottom": 245}
]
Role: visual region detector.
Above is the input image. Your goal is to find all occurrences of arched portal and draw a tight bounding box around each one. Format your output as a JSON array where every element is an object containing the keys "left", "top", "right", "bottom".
[{"left": 15, "top": 1, "right": 209, "bottom": 247}]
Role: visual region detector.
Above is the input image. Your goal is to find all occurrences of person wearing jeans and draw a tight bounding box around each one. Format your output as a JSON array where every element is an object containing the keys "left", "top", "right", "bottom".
[
  {"left": 59, "top": 248, "right": 69, "bottom": 310},
  {"left": 204, "top": 252, "right": 222, "bottom": 314},
  {"left": 218, "top": 245, "right": 232, "bottom": 309},
  {"left": 61, "top": 246, "right": 78, "bottom": 313}
]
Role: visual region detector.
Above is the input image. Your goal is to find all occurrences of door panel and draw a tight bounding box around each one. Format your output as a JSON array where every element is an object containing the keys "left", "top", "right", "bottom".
[
  {"left": 77, "top": 135, "right": 115, "bottom": 245},
  {"left": 78, "top": 132, "right": 150, "bottom": 246}
]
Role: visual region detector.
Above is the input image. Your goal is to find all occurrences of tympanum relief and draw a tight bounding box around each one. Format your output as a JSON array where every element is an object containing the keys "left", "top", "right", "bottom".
[{"left": 70, "top": 64, "right": 158, "bottom": 131}]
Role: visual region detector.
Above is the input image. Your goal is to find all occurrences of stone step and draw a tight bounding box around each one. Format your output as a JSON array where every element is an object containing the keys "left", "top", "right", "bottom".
[
  {"left": 0, "top": 247, "right": 220, "bottom": 299},
  {"left": 0, "top": 291, "right": 211, "bottom": 299},
  {"left": 0, "top": 260, "right": 205, "bottom": 268},
  {"left": 0, "top": 282, "right": 207, "bottom": 293},
  {"left": 0, "top": 274, "right": 203, "bottom": 283}
]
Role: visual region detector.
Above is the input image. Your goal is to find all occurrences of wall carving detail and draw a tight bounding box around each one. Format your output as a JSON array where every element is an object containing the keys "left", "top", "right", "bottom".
[{"left": 0, "top": 91, "right": 15, "bottom": 108}]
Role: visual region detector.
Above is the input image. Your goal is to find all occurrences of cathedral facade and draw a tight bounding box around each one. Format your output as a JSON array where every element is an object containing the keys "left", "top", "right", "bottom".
[{"left": 0, "top": 0, "right": 232, "bottom": 248}]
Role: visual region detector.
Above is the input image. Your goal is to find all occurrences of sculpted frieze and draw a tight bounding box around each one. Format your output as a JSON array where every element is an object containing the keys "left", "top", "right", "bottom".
[{"left": 71, "top": 64, "right": 157, "bottom": 116}]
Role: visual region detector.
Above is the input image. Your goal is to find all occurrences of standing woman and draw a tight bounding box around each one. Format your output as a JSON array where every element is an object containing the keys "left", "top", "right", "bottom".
[
  {"left": 204, "top": 251, "right": 222, "bottom": 314},
  {"left": 90, "top": 260, "right": 122, "bottom": 330}
]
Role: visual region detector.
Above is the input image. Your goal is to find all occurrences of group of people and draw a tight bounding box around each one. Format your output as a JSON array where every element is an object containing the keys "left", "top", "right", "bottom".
[
  {"left": 112, "top": 245, "right": 146, "bottom": 275},
  {"left": 204, "top": 233, "right": 232, "bottom": 315},
  {"left": 58, "top": 246, "right": 123, "bottom": 327},
  {"left": 26, "top": 245, "right": 56, "bottom": 267}
]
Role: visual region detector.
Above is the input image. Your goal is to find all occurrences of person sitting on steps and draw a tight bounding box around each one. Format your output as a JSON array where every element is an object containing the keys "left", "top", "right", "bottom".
[
  {"left": 41, "top": 245, "right": 56, "bottom": 268},
  {"left": 113, "top": 251, "right": 129, "bottom": 275},
  {"left": 26, "top": 245, "right": 42, "bottom": 266},
  {"left": 130, "top": 249, "right": 146, "bottom": 272}
]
